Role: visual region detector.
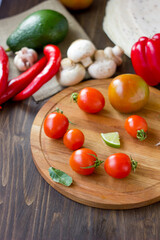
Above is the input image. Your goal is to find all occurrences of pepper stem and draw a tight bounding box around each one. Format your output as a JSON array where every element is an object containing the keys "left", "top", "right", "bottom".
[
  {"left": 130, "top": 156, "right": 138, "bottom": 172},
  {"left": 71, "top": 92, "right": 78, "bottom": 103},
  {"left": 137, "top": 129, "right": 147, "bottom": 141},
  {"left": 5, "top": 48, "right": 11, "bottom": 52},
  {"left": 81, "top": 154, "right": 104, "bottom": 169}
]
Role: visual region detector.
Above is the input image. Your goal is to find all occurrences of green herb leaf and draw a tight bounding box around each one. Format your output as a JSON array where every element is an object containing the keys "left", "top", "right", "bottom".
[{"left": 49, "top": 167, "right": 73, "bottom": 187}]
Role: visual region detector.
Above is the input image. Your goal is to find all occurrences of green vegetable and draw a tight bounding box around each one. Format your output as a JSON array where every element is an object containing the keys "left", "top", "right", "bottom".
[
  {"left": 49, "top": 167, "right": 73, "bottom": 187},
  {"left": 7, "top": 9, "right": 69, "bottom": 52}
]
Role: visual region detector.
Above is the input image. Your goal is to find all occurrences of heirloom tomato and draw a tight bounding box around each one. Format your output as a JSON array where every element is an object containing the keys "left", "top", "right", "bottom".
[
  {"left": 108, "top": 74, "right": 149, "bottom": 113},
  {"left": 63, "top": 128, "right": 85, "bottom": 150}
]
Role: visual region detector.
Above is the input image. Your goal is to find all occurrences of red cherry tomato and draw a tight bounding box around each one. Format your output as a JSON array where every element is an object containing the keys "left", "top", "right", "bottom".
[
  {"left": 72, "top": 87, "right": 105, "bottom": 113},
  {"left": 69, "top": 148, "right": 102, "bottom": 175},
  {"left": 104, "top": 153, "right": 137, "bottom": 179},
  {"left": 125, "top": 115, "right": 148, "bottom": 141},
  {"left": 63, "top": 128, "right": 85, "bottom": 150},
  {"left": 44, "top": 111, "right": 69, "bottom": 139},
  {"left": 108, "top": 74, "right": 149, "bottom": 113}
]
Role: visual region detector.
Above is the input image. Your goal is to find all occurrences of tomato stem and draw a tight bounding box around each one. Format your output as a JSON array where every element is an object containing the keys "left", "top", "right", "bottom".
[
  {"left": 54, "top": 107, "right": 63, "bottom": 114},
  {"left": 71, "top": 92, "right": 78, "bottom": 103},
  {"left": 137, "top": 129, "right": 147, "bottom": 141},
  {"left": 53, "top": 107, "right": 75, "bottom": 125},
  {"left": 130, "top": 156, "right": 138, "bottom": 172},
  {"left": 81, "top": 153, "right": 104, "bottom": 169}
]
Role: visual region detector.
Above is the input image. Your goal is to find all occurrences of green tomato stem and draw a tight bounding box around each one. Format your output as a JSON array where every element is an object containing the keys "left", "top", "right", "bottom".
[
  {"left": 137, "top": 129, "right": 147, "bottom": 141},
  {"left": 71, "top": 92, "right": 78, "bottom": 103},
  {"left": 54, "top": 107, "right": 63, "bottom": 114},
  {"left": 81, "top": 153, "right": 104, "bottom": 169},
  {"left": 53, "top": 107, "right": 75, "bottom": 125},
  {"left": 130, "top": 156, "right": 138, "bottom": 172}
]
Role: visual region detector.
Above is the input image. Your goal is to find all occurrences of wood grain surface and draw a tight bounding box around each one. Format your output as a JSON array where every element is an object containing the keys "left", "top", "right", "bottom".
[
  {"left": 0, "top": 0, "right": 160, "bottom": 240},
  {"left": 31, "top": 79, "right": 160, "bottom": 210}
]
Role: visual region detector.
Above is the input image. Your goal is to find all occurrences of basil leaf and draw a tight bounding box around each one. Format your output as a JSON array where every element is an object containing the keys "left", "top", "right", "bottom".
[{"left": 49, "top": 167, "right": 73, "bottom": 187}]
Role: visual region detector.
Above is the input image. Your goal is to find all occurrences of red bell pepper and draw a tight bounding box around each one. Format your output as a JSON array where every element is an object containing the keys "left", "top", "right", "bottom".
[{"left": 131, "top": 33, "right": 160, "bottom": 86}]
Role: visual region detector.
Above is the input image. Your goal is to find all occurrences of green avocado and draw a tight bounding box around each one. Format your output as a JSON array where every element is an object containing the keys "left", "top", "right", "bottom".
[{"left": 7, "top": 9, "right": 69, "bottom": 52}]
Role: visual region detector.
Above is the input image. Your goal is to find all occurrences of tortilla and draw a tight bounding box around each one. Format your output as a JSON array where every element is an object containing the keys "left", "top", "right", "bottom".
[{"left": 103, "top": 0, "right": 160, "bottom": 57}]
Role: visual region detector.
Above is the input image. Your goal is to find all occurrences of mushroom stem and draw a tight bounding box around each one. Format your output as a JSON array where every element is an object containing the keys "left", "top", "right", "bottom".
[
  {"left": 81, "top": 56, "right": 93, "bottom": 68},
  {"left": 104, "top": 46, "right": 124, "bottom": 66}
]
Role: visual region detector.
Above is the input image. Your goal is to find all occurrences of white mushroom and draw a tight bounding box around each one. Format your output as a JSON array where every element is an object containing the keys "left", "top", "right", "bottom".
[
  {"left": 56, "top": 58, "right": 86, "bottom": 86},
  {"left": 104, "top": 46, "right": 124, "bottom": 66},
  {"left": 67, "top": 39, "right": 96, "bottom": 68},
  {"left": 88, "top": 50, "right": 116, "bottom": 79},
  {"left": 14, "top": 47, "right": 38, "bottom": 71}
]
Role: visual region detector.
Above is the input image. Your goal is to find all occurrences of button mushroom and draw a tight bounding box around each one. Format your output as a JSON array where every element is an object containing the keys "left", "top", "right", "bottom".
[
  {"left": 67, "top": 39, "right": 96, "bottom": 68},
  {"left": 104, "top": 45, "right": 124, "bottom": 66},
  {"left": 56, "top": 58, "right": 86, "bottom": 86},
  {"left": 88, "top": 50, "right": 116, "bottom": 79},
  {"left": 14, "top": 47, "right": 38, "bottom": 72}
]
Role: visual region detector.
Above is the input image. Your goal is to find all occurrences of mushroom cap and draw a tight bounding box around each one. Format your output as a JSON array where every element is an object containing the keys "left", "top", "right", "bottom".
[{"left": 67, "top": 39, "right": 96, "bottom": 63}]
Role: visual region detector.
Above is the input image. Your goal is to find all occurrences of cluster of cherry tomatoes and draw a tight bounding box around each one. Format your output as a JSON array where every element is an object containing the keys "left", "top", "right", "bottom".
[{"left": 44, "top": 74, "right": 149, "bottom": 179}]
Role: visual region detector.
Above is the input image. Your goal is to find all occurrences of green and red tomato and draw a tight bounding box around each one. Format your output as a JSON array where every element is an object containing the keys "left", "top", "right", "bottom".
[{"left": 108, "top": 74, "right": 149, "bottom": 113}]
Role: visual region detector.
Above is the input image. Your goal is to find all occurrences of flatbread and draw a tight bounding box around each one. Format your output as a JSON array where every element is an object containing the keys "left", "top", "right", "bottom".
[{"left": 103, "top": 0, "right": 160, "bottom": 57}]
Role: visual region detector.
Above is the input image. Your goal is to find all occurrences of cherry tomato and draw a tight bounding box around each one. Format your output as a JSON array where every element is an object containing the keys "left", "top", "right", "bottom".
[
  {"left": 44, "top": 111, "right": 69, "bottom": 139},
  {"left": 108, "top": 74, "right": 149, "bottom": 113},
  {"left": 104, "top": 153, "right": 137, "bottom": 179},
  {"left": 125, "top": 115, "right": 148, "bottom": 141},
  {"left": 60, "top": 0, "right": 93, "bottom": 10},
  {"left": 72, "top": 87, "right": 105, "bottom": 113},
  {"left": 69, "top": 148, "right": 102, "bottom": 175},
  {"left": 63, "top": 128, "right": 85, "bottom": 150}
]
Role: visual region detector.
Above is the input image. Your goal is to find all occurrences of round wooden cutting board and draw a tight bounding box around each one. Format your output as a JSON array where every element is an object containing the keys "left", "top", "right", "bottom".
[{"left": 30, "top": 79, "right": 160, "bottom": 209}]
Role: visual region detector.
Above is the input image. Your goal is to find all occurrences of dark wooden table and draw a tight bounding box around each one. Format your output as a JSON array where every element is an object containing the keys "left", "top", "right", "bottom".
[{"left": 0, "top": 0, "right": 160, "bottom": 239}]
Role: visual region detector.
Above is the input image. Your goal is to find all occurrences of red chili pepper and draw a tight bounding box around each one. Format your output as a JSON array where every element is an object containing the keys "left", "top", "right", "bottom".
[
  {"left": 13, "top": 45, "right": 61, "bottom": 101},
  {"left": 0, "top": 46, "right": 9, "bottom": 96},
  {"left": 0, "top": 56, "right": 47, "bottom": 105},
  {"left": 131, "top": 33, "right": 160, "bottom": 86}
]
